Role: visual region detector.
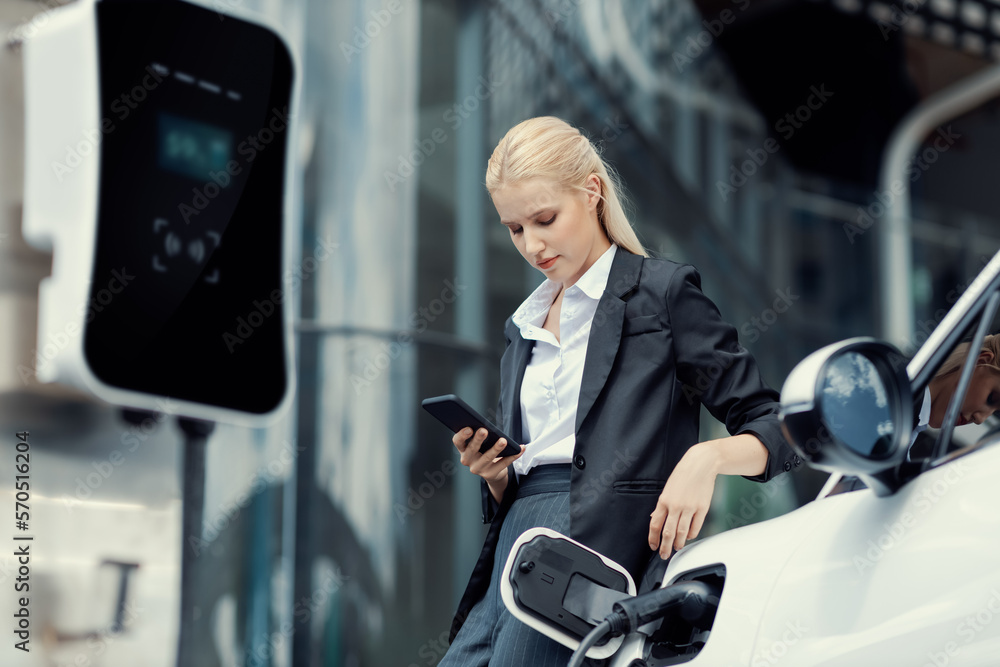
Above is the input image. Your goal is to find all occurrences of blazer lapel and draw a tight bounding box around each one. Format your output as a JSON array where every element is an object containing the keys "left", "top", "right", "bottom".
[
  {"left": 575, "top": 250, "right": 644, "bottom": 433},
  {"left": 502, "top": 318, "right": 535, "bottom": 443}
]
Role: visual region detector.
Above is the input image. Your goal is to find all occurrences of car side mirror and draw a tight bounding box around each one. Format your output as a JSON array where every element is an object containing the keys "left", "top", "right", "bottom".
[{"left": 780, "top": 338, "right": 912, "bottom": 496}]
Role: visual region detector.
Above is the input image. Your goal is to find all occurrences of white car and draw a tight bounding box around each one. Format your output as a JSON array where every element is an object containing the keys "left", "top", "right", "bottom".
[{"left": 500, "top": 251, "right": 1000, "bottom": 667}]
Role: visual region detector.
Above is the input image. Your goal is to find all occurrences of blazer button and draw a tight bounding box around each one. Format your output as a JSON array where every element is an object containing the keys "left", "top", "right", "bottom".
[
  {"left": 783, "top": 461, "right": 792, "bottom": 472},
  {"left": 574, "top": 455, "right": 586, "bottom": 470},
  {"left": 793, "top": 454, "right": 802, "bottom": 465}
]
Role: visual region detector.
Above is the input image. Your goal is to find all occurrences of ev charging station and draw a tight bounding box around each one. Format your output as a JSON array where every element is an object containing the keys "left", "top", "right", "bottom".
[
  {"left": 22, "top": 0, "right": 299, "bottom": 426},
  {"left": 14, "top": 2, "right": 301, "bottom": 664}
]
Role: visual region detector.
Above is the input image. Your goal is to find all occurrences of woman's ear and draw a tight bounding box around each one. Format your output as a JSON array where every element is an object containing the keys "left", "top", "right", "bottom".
[
  {"left": 977, "top": 349, "right": 995, "bottom": 366},
  {"left": 584, "top": 174, "right": 601, "bottom": 210}
]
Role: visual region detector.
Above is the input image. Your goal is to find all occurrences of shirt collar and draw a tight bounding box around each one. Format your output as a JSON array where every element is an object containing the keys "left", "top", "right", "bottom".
[
  {"left": 512, "top": 244, "right": 617, "bottom": 330},
  {"left": 918, "top": 385, "right": 931, "bottom": 428},
  {"left": 574, "top": 243, "right": 617, "bottom": 300}
]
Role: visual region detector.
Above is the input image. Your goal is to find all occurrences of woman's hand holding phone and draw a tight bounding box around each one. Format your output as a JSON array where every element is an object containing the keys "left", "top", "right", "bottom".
[{"left": 453, "top": 427, "right": 525, "bottom": 503}]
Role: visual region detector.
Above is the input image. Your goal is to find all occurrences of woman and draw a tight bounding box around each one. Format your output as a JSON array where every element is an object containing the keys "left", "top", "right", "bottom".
[
  {"left": 902, "top": 334, "right": 1000, "bottom": 462},
  {"left": 926, "top": 334, "right": 1000, "bottom": 429},
  {"left": 439, "top": 116, "right": 800, "bottom": 667}
]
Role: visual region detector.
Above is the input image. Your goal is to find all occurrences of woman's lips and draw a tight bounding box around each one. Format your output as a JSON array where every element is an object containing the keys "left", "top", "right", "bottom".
[{"left": 537, "top": 256, "right": 557, "bottom": 269}]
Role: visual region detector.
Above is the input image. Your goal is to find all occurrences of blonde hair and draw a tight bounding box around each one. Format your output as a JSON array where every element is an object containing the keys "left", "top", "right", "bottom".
[
  {"left": 935, "top": 333, "right": 1000, "bottom": 378},
  {"left": 485, "top": 116, "right": 648, "bottom": 257}
]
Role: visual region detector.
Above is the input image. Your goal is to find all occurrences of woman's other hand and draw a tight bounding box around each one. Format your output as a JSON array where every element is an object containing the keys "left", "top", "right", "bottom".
[
  {"left": 453, "top": 428, "right": 526, "bottom": 502},
  {"left": 648, "top": 443, "right": 719, "bottom": 559},
  {"left": 647, "top": 433, "right": 769, "bottom": 559}
]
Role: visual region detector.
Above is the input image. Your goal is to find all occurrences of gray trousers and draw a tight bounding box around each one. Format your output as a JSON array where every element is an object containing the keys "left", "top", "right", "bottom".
[{"left": 440, "top": 465, "right": 606, "bottom": 667}]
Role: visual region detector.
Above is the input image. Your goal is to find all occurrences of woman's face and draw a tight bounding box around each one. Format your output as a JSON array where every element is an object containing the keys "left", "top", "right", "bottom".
[
  {"left": 929, "top": 353, "right": 1000, "bottom": 428},
  {"left": 491, "top": 176, "right": 611, "bottom": 288}
]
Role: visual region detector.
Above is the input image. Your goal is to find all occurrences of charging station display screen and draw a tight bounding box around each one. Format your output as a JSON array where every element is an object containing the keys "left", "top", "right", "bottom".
[
  {"left": 158, "top": 114, "right": 233, "bottom": 181},
  {"left": 87, "top": 0, "right": 294, "bottom": 414}
]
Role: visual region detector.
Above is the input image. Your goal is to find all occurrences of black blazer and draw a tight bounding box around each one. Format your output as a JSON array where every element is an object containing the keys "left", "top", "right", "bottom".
[{"left": 450, "top": 248, "right": 801, "bottom": 640}]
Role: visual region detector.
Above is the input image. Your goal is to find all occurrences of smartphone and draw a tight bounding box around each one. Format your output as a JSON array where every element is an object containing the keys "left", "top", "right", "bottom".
[{"left": 421, "top": 394, "right": 522, "bottom": 458}]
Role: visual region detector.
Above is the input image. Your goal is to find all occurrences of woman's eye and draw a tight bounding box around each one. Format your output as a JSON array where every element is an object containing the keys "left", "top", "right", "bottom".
[
  {"left": 510, "top": 226, "right": 522, "bottom": 235},
  {"left": 538, "top": 215, "right": 556, "bottom": 225},
  {"left": 989, "top": 392, "right": 997, "bottom": 406}
]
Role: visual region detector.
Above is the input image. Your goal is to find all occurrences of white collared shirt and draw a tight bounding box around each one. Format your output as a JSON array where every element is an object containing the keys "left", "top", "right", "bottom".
[
  {"left": 914, "top": 385, "right": 932, "bottom": 438},
  {"left": 905, "top": 385, "right": 933, "bottom": 463},
  {"left": 511, "top": 244, "right": 617, "bottom": 476}
]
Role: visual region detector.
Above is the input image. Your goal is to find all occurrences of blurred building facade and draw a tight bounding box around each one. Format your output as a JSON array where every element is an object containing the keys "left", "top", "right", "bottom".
[{"left": 1, "top": 0, "right": 999, "bottom": 666}]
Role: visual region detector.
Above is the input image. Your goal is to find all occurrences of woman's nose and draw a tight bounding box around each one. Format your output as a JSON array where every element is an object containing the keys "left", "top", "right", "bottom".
[{"left": 522, "top": 228, "right": 543, "bottom": 254}]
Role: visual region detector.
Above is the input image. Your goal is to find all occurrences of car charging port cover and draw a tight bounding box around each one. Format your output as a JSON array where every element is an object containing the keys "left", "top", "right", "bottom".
[{"left": 508, "top": 534, "right": 631, "bottom": 642}]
